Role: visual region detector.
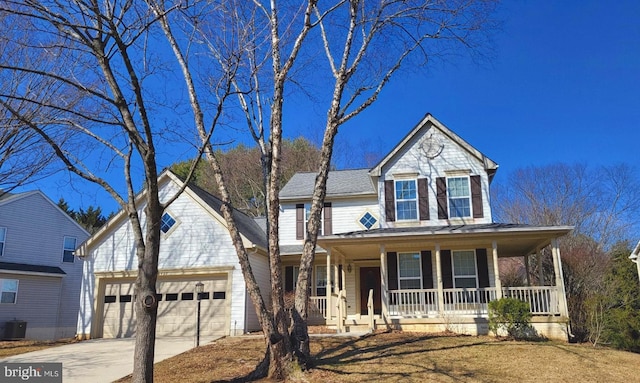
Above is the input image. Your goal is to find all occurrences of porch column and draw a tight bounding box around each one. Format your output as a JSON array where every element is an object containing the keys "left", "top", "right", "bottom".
[
  {"left": 551, "top": 238, "right": 570, "bottom": 318},
  {"left": 380, "top": 245, "right": 388, "bottom": 319},
  {"left": 435, "top": 243, "right": 444, "bottom": 315},
  {"left": 333, "top": 256, "right": 340, "bottom": 294},
  {"left": 492, "top": 241, "right": 502, "bottom": 299},
  {"left": 524, "top": 254, "right": 531, "bottom": 286},
  {"left": 326, "top": 249, "right": 332, "bottom": 319},
  {"left": 340, "top": 256, "right": 346, "bottom": 295},
  {"left": 537, "top": 249, "right": 544, "bottom": 285}
]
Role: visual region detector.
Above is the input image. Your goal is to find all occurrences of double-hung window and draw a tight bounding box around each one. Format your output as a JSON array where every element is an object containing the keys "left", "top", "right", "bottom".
[
  {"left": 315, "top": 265, "right": 334, "bottom": 296},
  {"left": 0, "top": 227, "right": 6, "bottom": 256},
  {"left": 63, "top": 237, "right": 77, "bottom": 263},
  {"left": 395, "top": 180, "right": 418, "bottom": 221},
  {"left": 305, "top": 204, "right": 323, "bottom": 236},
  {"left": 448, "top": 177, "right": 471, "bottom": 218},
  {"left": 398, "top": 252, "right": 422, "bottom": 289},
  {"left": 452, "top": 250, "right": 477, "bottom": 288},
  {"left": 0, "top": 279, "right": 18, "bottom": 304}
]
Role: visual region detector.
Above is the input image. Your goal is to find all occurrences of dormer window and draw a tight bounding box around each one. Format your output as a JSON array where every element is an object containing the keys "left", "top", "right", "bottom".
[
  {"left": 395, "top": 180, "right": 417, "bottom": 221},
  {"left": 448, "top": 177, "right": 471, "bottom": 218}
]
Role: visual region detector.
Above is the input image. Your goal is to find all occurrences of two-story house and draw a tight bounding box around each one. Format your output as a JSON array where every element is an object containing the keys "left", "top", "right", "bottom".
[
  {"left": 279, "top": 114, "right": 572, "bottom": 340},
  {"left": 0, "top": 191, "right": 89, "bottom": 340}
]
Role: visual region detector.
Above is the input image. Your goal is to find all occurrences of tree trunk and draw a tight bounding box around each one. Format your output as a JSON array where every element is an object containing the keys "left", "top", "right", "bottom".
[{"left": 132, "top": 182, "right": 162, "bottom": 383}]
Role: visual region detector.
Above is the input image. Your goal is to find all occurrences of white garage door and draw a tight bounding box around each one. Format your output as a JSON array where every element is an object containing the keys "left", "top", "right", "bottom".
[{"left": 102, "top": 276, "right": 229, "bottom": 338}]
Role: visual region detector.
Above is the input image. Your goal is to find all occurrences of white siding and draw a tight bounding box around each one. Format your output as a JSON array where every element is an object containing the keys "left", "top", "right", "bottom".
[
  {"left": 245, "top": 252, "right": 271, "bottom": 333},
  {"left": 379, "top": 123, "right": 493, "bottom": 226},
  {"left": 0, "top": 192, "right": 88, "bottom": 340},
  {"left": 279, "top": 198, "right": 378, "bottom": 246},
  {"left": 78, "top": 179, "right": 267, "bottom": 337}
]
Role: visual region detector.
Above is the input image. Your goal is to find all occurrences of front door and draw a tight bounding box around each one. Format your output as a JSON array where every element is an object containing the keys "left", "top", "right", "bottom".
[{"left": 360, "top": 267, "right": 382, "bottom": 315}]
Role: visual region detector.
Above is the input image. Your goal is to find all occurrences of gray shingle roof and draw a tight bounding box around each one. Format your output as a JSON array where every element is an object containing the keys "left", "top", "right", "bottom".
[
  {"left": 187, "top": 183, "right": 267, "bottom": 249},
  {"left": 280, "top": 169, "right": 376, "bottom": 200},
  {"left": 0, "top": 261, "right": 66, "bottom": 275}
]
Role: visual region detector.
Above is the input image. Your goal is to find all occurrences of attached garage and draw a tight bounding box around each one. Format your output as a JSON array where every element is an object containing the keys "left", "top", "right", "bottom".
[{"left": 100, "top": 275, "right": 230, "bottom": 338}]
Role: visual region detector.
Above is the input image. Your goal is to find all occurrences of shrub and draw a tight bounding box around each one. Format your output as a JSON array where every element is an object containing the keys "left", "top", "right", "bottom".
[{"left": 488, "top": 298, "right": 532, "bottom": 339}]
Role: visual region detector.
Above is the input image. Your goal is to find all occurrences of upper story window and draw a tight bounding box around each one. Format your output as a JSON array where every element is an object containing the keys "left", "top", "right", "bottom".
[
  {"left": 1, "top": 279, "right": 18, "bottom": 304},
  {"left": 398, "top": 252, "right": 422, "bottom": 289},
  {"left": 452, "top": 250, "right": 477, "bottom": 288},
  {"left": 395, "top": 180, "right": 417, "bottom": 221},
  {"left": 0, "top": 227, "right": 6, "bottom": 256},
  {"left": 296, "top": 203, "right": 332, "bottom": 240},
  {"left": 448, "top": 177, "right": 471, "bottom": 218},
  {"left": 160, "top": 212, "right": 177, "bottom": 234},
  {"left": 359, "top": 212, "right": 378, "bottom": 230},
  {"left": 305, "top": 204, "right": 323, "bottom": 236},
  {"left": 63, "top": 236, "right": 77, "bottom": 263}
]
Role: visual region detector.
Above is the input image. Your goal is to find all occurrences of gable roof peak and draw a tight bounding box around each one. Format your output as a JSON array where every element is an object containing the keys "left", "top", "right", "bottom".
[{"left": 368, "top": 113, "right": 499, "bottom": 178}]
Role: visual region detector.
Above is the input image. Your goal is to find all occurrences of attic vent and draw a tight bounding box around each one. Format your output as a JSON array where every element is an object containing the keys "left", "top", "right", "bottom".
[
  {"left": 160, "top": 212, "right": 177, "bottom": 234},
  {"left": 359, "top": 212, "right": 378, "bottom": 230}
]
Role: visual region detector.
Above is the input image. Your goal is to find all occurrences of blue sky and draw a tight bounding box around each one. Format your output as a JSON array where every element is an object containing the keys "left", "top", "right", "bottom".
[{"left": 24, "top": 1, "right": 640, "bottom": 216}]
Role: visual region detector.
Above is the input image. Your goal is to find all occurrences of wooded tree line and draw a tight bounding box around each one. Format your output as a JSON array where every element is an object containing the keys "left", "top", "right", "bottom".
[
  {"left": 172, "top": 137, "right": 324, "bottom": 217},
  {"left": 493, "top": 163, "right": 640, "bottom": 350}
]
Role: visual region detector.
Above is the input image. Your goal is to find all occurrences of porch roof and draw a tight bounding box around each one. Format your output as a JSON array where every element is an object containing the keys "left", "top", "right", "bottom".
[{"left": 317, "top": 223, "right": 573, "bottom": 258}]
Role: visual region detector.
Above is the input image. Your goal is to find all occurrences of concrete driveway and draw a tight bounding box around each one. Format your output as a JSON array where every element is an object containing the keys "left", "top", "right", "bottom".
[{"left": 0, "top": 336, "right": 219, "bottom": 383}]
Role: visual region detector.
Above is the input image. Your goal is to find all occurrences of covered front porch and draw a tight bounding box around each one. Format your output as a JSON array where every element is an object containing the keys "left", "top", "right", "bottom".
[{"left": 303, "top": 224, "right": 572, "bottom": 340}]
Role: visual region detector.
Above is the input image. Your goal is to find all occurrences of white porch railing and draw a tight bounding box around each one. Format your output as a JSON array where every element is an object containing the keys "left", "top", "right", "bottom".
[
  {"left": 388, "top": 289, "right": 439, "bottom": 317},
  {"left": 309, "top": 296, "right": 327, "bottom": 319},
  {"left": 388, "top": 286, "right": 560, "bottom": 317},
  {"left": 502, "top": 286, "right": 559, "bottom": 315}
]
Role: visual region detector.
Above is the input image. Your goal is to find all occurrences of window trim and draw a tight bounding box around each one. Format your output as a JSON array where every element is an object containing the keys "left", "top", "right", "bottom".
[
  {"left": 0, "top": 278, "right": 19, "bottom": 304},
  {"left": 451, "top": 250, "right": 478, "bottom": 288},
  {"left": 0, "top": 227, "right": 6, "bottom": 256},
  {"left": 62, "top": 236, "right": 77, "bottom": 263},
  {"left": 397, "top": 252, "right": 422, "bottom": 289},
  {"left": 447, "top": 176, "right": 472, "bottom": 218},
  {"left": 394, "top": 179, "right": 418, "bottom": 221},
  {"left": 160, "top": 211, "right": 180, "bottom": 236}
]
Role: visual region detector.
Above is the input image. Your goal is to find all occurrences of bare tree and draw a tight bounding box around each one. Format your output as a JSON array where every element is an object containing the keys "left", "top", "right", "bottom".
[
  {"left": 0, "top": 12, "right": 62, "bottom": 191},
  {"left": 0, "top": 2, "right": 239, "bottom": 382},
  {"left": 165, "top": 0, "right": 498, "bottom": 377}
]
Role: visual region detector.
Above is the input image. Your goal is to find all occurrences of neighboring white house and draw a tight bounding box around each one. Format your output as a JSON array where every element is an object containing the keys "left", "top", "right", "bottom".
[
  {"left": 279, "top": 113, "right": 573, "bottom": 340},
  {"left": 75, "top": 171, "right": 269, "bottom": 339},
  {"left": 0, "top": 191, "right": 89, "bottom": 340}
]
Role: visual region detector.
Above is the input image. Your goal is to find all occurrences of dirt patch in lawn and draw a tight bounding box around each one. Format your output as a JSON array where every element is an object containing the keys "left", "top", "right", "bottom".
[
  {"left": 0, "top": 338, "right": 76, "bottom": 358},
  {"left": 115, "top": 331, "right": 640, "bottom": 382}
]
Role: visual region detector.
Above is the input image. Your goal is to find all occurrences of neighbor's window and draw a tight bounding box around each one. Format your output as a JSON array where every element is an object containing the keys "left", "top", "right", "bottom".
[
  {"left": 448, "top": 177, "right": 471, "bottom": 218},
  {"left": 0, "top": 227, "right": 6, "bottom": 256},
  {"left": 160, "top": 212, "right": 177, "bottom": 234},
  {"left": 398, "top": 252, "right": 422, "bottom": 289},
  {"left": 0, "top": 279, "right": 18, "bottom": 304},
  {"left": 452, "top": 250, "right": 477, "bottom": 288},
  {"left": 63, "top": 236, "right": 77, "bottom": 263},
  {"left": 395, "top": 180, "right": 417, "bottom": 220}
]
